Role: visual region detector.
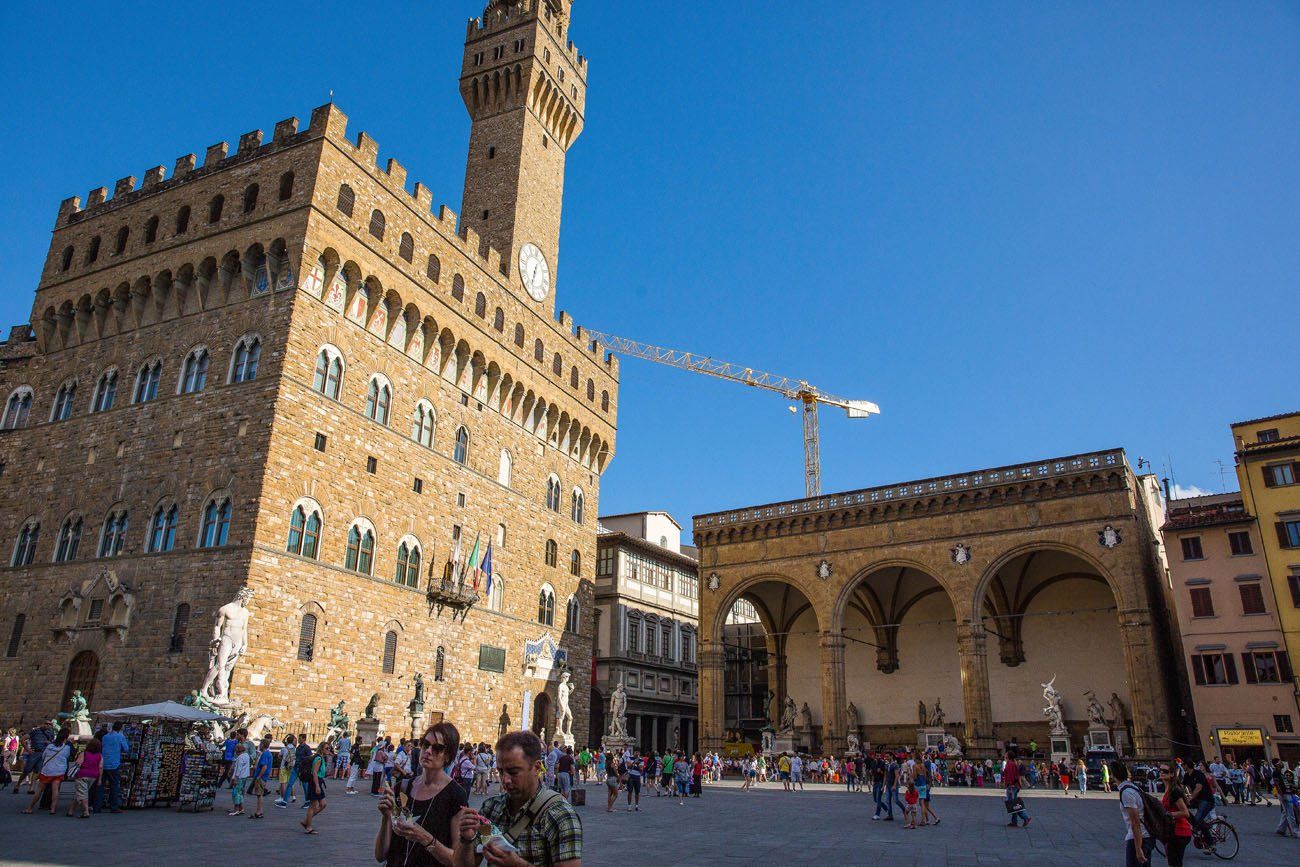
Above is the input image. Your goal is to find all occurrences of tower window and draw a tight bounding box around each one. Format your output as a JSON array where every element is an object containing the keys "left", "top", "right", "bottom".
[
  {"left": 114, "top": 225, "right": 129, "bottom": 254},
  {"left": 482, "top": 210, "right": 490, "bottom": 221},
  {"left": 514, "top": 39, "right": 525, "bottom": 53},
  {"left": 542, "top": 135, "right": 549, "bottom": 148},
  {"left": 144, "top": 216, "right": 159, "bottom": 244},
  {"left": 175, "top": 206, "right": 191, "bottom": 235},
  {"left": 208, "top": 195, "right": 224, "bottom": 224},
  {"left": 488, "top": 146, "right": 496, "bottom": 160},
  {"left": 368, "top": 209, "right": 386, "bottom": 241},
  {"left": 399, "top": 232, "right": 414, "bottom": 263},
  {"left": 493, "top": 45, "right": 505, "bottom": 60},
  {"left": 337, "top": 184, "right": 355, "bottom": 217},
  {"left": 473, "top": 52, "right": 484, "bottom": 66},
  {"left": 278, "top": 171, "right": 294, "bottom": 201},
  {"left": 60, "top": 246, "right": 74, "bottom": 271},
  {"left": 242, "top": 183, "right": 259, "bottom": 214}
]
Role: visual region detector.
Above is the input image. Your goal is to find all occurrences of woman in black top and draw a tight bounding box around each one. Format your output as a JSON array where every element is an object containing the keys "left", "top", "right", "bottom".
[{"left": 375, "top": 722, "right": 469, "bottom": 867}]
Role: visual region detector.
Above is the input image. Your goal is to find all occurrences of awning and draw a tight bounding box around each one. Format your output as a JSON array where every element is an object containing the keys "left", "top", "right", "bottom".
[{"left": 96, "top": 701, "right": 230, "bottom": 722}]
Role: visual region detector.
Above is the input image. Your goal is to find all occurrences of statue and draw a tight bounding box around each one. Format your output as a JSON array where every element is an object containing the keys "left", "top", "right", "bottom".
[
  {"left": 1107, "top": 692, "right": 1127, "bottom": 729},
  {"left": 798, "top": 702, "right": 813, "bottom": 730},
  {"left": 917, "top": 699, "right": 928, "bottom": 727},
  {"left": 1041, "top": 674, "right": 1066, "bottom": 735},
  {"left": 779, "top": 697, "right": 797, "bottom": 735},
  {"left": 1084, "top": 690, "right": 1107, "bottom": 728},
  {"left": 328, "top": 700, "right": 350, "bottom": 734},
  {"left": 846, "top": 701, "right": 860, "bottom": 729},
  {"left": 608, "top": 681, "right": 628, "bottom": 738},
  {"left": 245, "top": 714, "right": 284, "bottom": 743},
  {"left": 364, "top": 693, "right": 380, "bottom": 719},
  {"left": 763, "top": 690, "right": 777, "bottom": 728},
  {"left": 409, "top": 673, "right": 426, "bottom": 717},
  {"left": 58, "top": 690, "right": 90, "bottom": 723},
  {"left": 930, "top": 699, "right": 945, "bottom": 728},
  {"left": 199, "top": 587, "right": 254, "bottom": 706},
  {"left": 846, "top": 730, "right": 862, "bottom": 755},
  {"left": 942, "top": 733, "right": 963, "bottom": 757},
  {"left": 556, "top": 671, "right": 574, "bottom": 739}
]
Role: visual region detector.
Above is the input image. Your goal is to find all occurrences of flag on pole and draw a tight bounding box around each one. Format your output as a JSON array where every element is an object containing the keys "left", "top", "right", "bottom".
[
  {"left": 463, "top": 534, "right": 482, "bottom": 592},
  {"left": 481, "top": 542, "right": 494, "bottom": 596}
]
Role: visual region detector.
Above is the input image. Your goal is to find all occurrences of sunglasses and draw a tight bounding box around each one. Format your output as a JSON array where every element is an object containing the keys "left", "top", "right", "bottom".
[{"left": 422, "top": 741, "right": 450, "bottom": 753}]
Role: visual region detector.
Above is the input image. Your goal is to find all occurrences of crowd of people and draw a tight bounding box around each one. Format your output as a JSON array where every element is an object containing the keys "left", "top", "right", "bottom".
[{"left": 4, "top": 719, "right": 133, "bottom": 818}]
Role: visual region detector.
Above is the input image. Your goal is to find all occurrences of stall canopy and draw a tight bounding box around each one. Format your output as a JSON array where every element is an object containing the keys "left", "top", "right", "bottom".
[{"left": 96, "top": 701, "right": 229, "bottom": 722}]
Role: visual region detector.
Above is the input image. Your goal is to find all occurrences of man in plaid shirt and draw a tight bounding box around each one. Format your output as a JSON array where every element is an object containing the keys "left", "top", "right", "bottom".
[{"left": 453, "top": 730, "right": 582, "bottom": 867}]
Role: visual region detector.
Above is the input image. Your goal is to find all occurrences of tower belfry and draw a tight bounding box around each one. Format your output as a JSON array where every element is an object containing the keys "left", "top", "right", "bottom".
[{"left": 460, "top": 0, "right": 586, "bottom": 313}]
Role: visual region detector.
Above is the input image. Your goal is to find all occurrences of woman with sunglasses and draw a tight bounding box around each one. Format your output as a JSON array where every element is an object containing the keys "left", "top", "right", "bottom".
[
  {"left": 1160, "top": 764, "right": 1194, "bottom": 866},
  {"left": 376, "top": 722, "right": 469, "bottom": 866}
]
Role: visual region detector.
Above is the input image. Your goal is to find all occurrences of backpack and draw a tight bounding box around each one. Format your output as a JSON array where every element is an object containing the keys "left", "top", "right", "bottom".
[{"left": 1120, "top": 781, "right": 1175, "bottom": 844}]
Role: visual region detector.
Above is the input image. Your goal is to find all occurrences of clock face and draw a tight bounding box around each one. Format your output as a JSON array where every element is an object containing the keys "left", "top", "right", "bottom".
[{"left": 519, "top": 243, "right": 550, "bottom": 302}]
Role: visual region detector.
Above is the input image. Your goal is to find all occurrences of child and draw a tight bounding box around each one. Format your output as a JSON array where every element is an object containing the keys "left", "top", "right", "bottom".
[{"left": 903, "top": 780, "right": 919, "bottom": 829}]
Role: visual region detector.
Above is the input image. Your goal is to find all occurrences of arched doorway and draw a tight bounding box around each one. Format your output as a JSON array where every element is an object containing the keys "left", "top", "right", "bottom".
[
  {"left": 62, "top": 650, "right": 100, "bottom": 712},
  {"left": 531, "top": 692, "right": 551, "bottom": 743}
]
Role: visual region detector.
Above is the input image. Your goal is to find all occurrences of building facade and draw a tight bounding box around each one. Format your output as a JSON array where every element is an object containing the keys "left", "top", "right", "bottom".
[
  {"left": 1161, "top": 493, "right": 1297, "bottom": 762},
  {"left": 0, "top": 0, "right": 616, "bottom": 746},
  {"left": 693, "top": 450, "right": 1182, "bottom": 759},
  {"left": 591, "top": 512, "right": 700, "bottom": 754}
]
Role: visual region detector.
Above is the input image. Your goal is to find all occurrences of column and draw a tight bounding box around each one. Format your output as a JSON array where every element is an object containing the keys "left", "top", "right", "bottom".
[
  {"left": 956, "top": 621, "right": 996, "bottom": 757},
  {"left": 818, "top": 631, "right": 847, "bottom": 755},
  {"left": 697, "top": 639, "right": 726, "bottom": 752},
  {"left": 1117, "top": 607, "right": 1170, "bottom": 759}
]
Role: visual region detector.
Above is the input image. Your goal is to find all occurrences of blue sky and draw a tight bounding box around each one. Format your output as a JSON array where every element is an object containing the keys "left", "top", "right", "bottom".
[{"left": 1, "top": 2, "right": 1296, "bottom": 529}]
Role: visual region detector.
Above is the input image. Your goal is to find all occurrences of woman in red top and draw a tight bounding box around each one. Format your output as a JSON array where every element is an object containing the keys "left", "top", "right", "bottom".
[
  {"left": 1160, "top": 764, "right": 1194, "bottom": 866},
  {"left": 691, "top": 754, "right": 704, "bottom": 798}
]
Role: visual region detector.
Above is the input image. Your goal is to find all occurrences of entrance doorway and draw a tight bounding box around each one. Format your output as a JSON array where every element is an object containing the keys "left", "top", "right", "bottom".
[
  {"left": 62, "top": 650, "right": 100, "bottom": 711},
  {"left": 532, "top": 692, "right": 551, "bottom": 742}
]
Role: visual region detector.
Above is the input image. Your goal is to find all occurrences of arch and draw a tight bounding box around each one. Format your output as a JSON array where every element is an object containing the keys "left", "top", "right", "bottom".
[
  {"left": 287, "top": 497, "right": 323, "bottom": 559},
  {"left": 411, "top": 399, "right": 436, "bottom": 448},
  {"left": 399, "top": 231, "right": 414, "bottom": 262},
  {"left": 365, "top": 374, "right": 393, "bottom": 425},
  {"left": 345, "top": 517, "right": 377, "bottom": 575},
  {"left": 971, "top": 541, "right": 1127, "bottom": 623},
  {"left": 537, "top": 583, "right": 556, "bottom": 626},
  {"left": 453, "top": 425, "right": 470, "bottom": 465},
  {"left": 62, "top": 650, "right": 100, "bottom": 710},
  {"left": 337, "top": 183, "right": 355, "bottom": 216},
  {"left": 197, "top": 494, "right": 232, "bottom": 548},
  {"left": 313, "top": 344, "right": 345, "bottom": 399},
  {"left": 178, "top": 345, "right": 210, "bottom": 394},
  {"left": 1, "top": 386, "right": 33, "bottom": 430},
  {"left": 228, "top": 333, "right": 262, "bottom": 384},
  {"left": 394, "top": 534, "right": 422, "bottom": 588},
  {"left": 368, "top": 209, "right": 386, "bottom": 240}
]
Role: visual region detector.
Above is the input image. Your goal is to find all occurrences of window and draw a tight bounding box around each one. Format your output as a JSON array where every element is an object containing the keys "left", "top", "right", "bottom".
[
  {"left": 2, "top": 388, "right": 32, "bottom": 429},
  {"left": 413, "top": 478, "right": 423, "bottom": 494},
  {"left": 314, "top": 433, "right": 327, "bottom": 452},
  {"left": 175, "top": 205, "right": 191, "bottom": 235},
  {"left": 453, "top": 426, "right": 469, "bottom": 465},
  {"left": 1264, "top": 464, "right": 1297, "bottom": 487},
  {"left": 6, "top": 614, "right": 23, "bottom": 657},
  {"left": 1191, "top": 652, "right": 1237, "bottom": 686},
  {"left": 627, "top": 614, "right": 640, "bottom": 652},
  {"left": 662, "top": 629, "right": 672, "bottom": 659},
  {"left": 208, "top": 194, "right": 224, "bottom": 224},
  {"left": 60, "top": 246, "right": 74, "bottom": 271},
  {"left": 98, "top": 510, "right": 128, "bottom": 557},
  {"left": 435, "top": 645, "right": 446, "bottom": 681},
  {"left": 1181, "top": 536, "right": 1204, "bottom": 561},
  {"left": 365, "top": 377, "right": 392, "bottom": 425},
  {"left": 144, "top": 216, "right": 159, "bottom": 244},
  {"left": 368, "top": 209, "right": 386, "bottom": 240},
  {"left": 346, "top": 523, "right": 375, "bottom": 574},
  {"left": 534, "top": 339, "right": 544, "bottom": 362},
  {"left": 427, "top": 254, "right": 442, "bottom": 282},
  {"left": 133, "top": 361, "right": 162, "bottom": 403},
  {"left": 597, "top": 547, "right": 615, "bottom": 577},
  {"left": 538, "top": 586, "right": 556, "bottom": 626},
  {"left": 278, "top": 171, "right": 294, "bottom": 201},
  {"left": 1190, "top": 587, "right": 1214, "bottom": 618},
  {"left": 1277, "top": 520, "right": 1300, "bottom": 550},
  {"left": 114, "top": 225, "right": 129, "bottom": 254},
  {"left": 147, "top": 505, "right": 178, "bottom": 553},
  {"left": 313, "top": 348, "right": 344, "bottom": 399},
  {"left": 1244, "top": 650, "right": 1292, "bottom": 684},
  {"left": 497, "top": 449, "right": 512, "bottom": 486},
  {"left": 337, "top": 184, "right": 355, "bottom": 216},
  {"left": 395, "top": 541, "right": 421, "bottom": 588},
  {"left": 199, "top": 498, "right": 231, "bottom": 547},
  {"left": 399, "top": 232, "right": 414, "bottom": 263},
  {"left": 242, "top": 183, "right": 259, "bottom": 213},
  {"left": 1239, "top": 583, "right": 1266, "bottom": 615},
  {"left": 91, "top": 370, "right": 117, "bottom": 413},
  {"left": 52, "top": 380, "right": 78, "bottom": 422},
  {"left": 552, "top": 353, "right": 562, "bottom": 376},
  {"left": 180, "top": 348, "right": 209, "bottom": 394},
  {"left": 565, "top": 597, "right": 580, "bottom": 634},
  {"left": 571, "top": 489, "right": 584, "bottom": 523},
  {"left": 85, "top": 236, "right": 100, "bottom": 264},
  {"left": 10, "top": 522, "right": 38, "bottom": 566},
  {"left": 230, "top": 336, "right": 261, "bottom": 383},
  {"left": 1228, "top": 531, "right": 1253, "bottom": 556},
  {"left": 412, "top": 402, "right": 435, "bottom": 447},
  {"left": 287, "top": 505, "right": 321, "bottom": 559},
  {"left": 545, "top": 539, "right": 558, "bottom": 567},
  {"left": 546, "top": 476, "right": 562, "bottom": 512},
  {"left": 1258, "top": 429, "right": 1280, "bottom": 443},
  {"left": 601, "top": 391, "right": 609, "bottom": 412},
  {"left": 493, "top": 308, "right": 505, "bottom": 332},
  {"left": 497, "top": 523, "right": 507, "bottom": 548},
  {"left": 1289, "top": 573, "right": 1300, "bottom": 608},
  {"left": 514, "top": 324, "right": 525, "bottom": 347},
  {"left": 366, "top": 456, "right": 377, "bottom": 474},
  {"left": 1277, "top": 714, "right": 1296, "bottom": 733},
  {"left": 54, "top": 517, "right": 83, "bottom": 563},
  {"left": 297, "top": 613, "right": 317, "bottom": 661},
  {"left": 568, "top": 549, "right": 580, "bottom": 577},
  {"left": 474, "top": 293, "right": 487, "bottom": 318},
  {"left": 587, "top": 379, "right": 595, "bottom": 401},
  {"left": 452, "top": 275, "right": 465, "bottom": 301},
  {"left": 168, "top": 604, "right": 189, "bottom": 653},
  {"left": 570, "top": 367, "right": 579, "bottom": 389},
  {"left": 683, "top": 632, "right": 695, "bottom": 663},
  {"left": 382, "top": 630, "right": 398, "bottom": 674}
]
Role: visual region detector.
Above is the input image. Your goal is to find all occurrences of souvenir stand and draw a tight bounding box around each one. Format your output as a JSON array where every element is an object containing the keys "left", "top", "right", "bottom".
[{"left": 96, "top": 701, "right": 228, "bottom": 812}]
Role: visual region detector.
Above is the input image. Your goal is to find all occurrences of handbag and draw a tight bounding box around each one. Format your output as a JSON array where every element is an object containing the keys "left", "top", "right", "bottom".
[{"left": 1004, "top": 797, "right": 1025, "bottom": 813}]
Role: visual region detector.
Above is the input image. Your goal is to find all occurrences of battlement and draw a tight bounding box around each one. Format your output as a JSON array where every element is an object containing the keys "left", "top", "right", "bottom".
[{"left": 467, "top": 0, "right": 587, "bottom": 70}]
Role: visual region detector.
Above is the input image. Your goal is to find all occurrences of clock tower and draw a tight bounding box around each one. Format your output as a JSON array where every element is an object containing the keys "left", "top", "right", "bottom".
[{"left": 460, "top": 0, "right": 586, "bottom": 311}]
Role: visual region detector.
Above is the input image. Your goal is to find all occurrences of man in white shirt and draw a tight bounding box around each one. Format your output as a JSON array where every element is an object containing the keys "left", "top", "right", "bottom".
[
  {"left": 790, "top": 754, "right": 805, "bottom": 791},
  {"left": 1113, "top": 762, "right": 1151, "bottom": 866},
  {"left": 1209, "top": 757, "right": 1228, "bottom": 795}
]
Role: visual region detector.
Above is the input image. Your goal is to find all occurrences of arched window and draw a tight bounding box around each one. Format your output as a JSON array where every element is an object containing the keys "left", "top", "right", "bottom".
[
  {"left": 474, "top": 292, "right": 487, "bottom": 318},
  {"left": 497, "top": 449, "right": 512, "bottom": 486},
  {"left": 51, "top": 380, "right": 77, "bottom": 421},
  {"left": 552, "top": 354, "right": 563, "bottom": 376},
  {"left": 199, "top": 498, "right": 232, "bottom": 548},
  {"left": 493, "top": 308, "right": 505, "bottom": 332},
  {"left": 242, "top": 183, "right": 259, "bottom": 214},
  {"left": 297, "top": 613, "right": 317, "bottom": 661},
  {"left": 514, "top": 324, "right": 524, "bottom": 348},
  {"left": 54, "top": 517, "right": 82, "bottom": 563},
  {"left": 489, "top": 576, "right": 505, "bottom": 612},
  {"left": 278, "top": 171, "right": 294, "bottom": 201},
  {"left": 412, "top": 402, "right": 436, "bottom": 447},
  {"left": 368, "top": 209, "right": 386, "bottom": 240},
  {"left": 286, "top": 503, "right": 321, "bottom": 559},
  {"left": 180, "top": 348, "right": 209, "bottom": 394},
  {"left": 395, "top": 540, "right": 421, "bottom": 588},
  {"left": 365, "top": 377, "right": 392, "bottom": 425},
  {"left": 114, "top": 225, "right": 129, "bottom": 254},
  {"left": 533, "top": 339, "right": 544, "bottom": 362},
  {"left": 537, "top": 586, "right": 555, "bottom": 626},
  {"left": 545, "top": 476, "right": 562, "bottom": 512},
  {"left": 453, "top": 426, "right": 469, "bottom": 465},
  {"left": 346, "top": 522, "right": 376, "bottom": 574},
  {"left": 399, "top": 232, "right": 414, "bottom": 263},
  {"left": 451, "top": 275, "right": 465, "bottom": 301},
  {"left": 133, "top": 361, "right": 162, "bottom": 403},
  {"left": 544, "top": 539, "right": 558, "bottom": 568},
  {"left": 571, "top": 488, "right": 585, "bottom": 524},
  {"left": 147, "top": 505, "right": 178, "bottom": 553},
  {"left": 144, "top": 216, "right": 159, "bottom": 244},
  {"left": 60, "top": 246, "right": 74, "bottom": 271},
  {"left": 312, "top": 347, "right": 343, "bottom": 399},
  {"left": 564, "top": 597, "right": 580, "bottom": 634},
  {"left": 10, "top": 521, "right": 39, "bottom": 566},
  {"left": 229, "top": 336, "right": 261, "bottom": 384},
  {"left": 570, "top": 367, "right": 579, "bottom": 389},
  {"left": 337, "top": 184, "right": 355, "bottom": 216},
  {"left": 586, "top": 379, "right": 595, "bottom": 402},
  {"left": 434, "top": 645, "right": 446, "bottom": 681},
  {"left": 208, "top": 194, "right": 224, "bottom": 224},
  {"left": 175, "top": 205, "right": 191, "bottom": 235},
  {"left": 497, "top": 523, "right": 508, "bottom": 548},
  {"left": 570, "top": 549, "right": 582, "bottom": 577},
  {"left": 427, "top": 254, "right": 442, "bottom": 282},
  {"left": 85, "top": 236, "right": 101, "bottom": 265},
  {"left": 92, "top": 370, "right": 117, "bottom": 413},
  {"left": 2, "top": 388, "right": 32, "bottom": 430},
  {"left": 601, "top": 391, "right": 609, "bottom": 412},
  {"left": 382, "top": 630, "right": 398, "bottom": 673},
  {"left": 7, "top": 613, "right": 26, "bottom": 657},
  {"left": 168, "top": 604, "right": 189, "bottom": 653},
  {"left": 97, "top": 510, "right": 128, "bottom": 557}
]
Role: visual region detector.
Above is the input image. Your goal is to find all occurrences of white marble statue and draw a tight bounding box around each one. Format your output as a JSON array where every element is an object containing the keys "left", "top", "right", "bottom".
[
  {"left": 246, "top": 714, "right": 284, "bottom": 743},
  {"left": 846, "top": 701, "right": 860, "bottom": 729},
  {"left": 199, "top": 588, "right": 254, "bottom": 705},
  {"left": 846, "top": 730, "right": 862, "bottom": 755},
  {"left": 556, "top": 671, "right": 574, "bottom": 738},
  {"left": 943, "top": 733, "right": 963, "bottom": 757},
  {"left": 1041, "top": 674, "right": 1066, "bottom": 735},
  {"left": 608, "top": 681, "right": 628, "bottom": 738},
  {"left": 779, "top": 697, "right": 797, "bottom": 735},
  {"left": 798, "top": 702, "right": 813, "bottom": 730},
  {"left": 1084, "top": 690, "right": 1108, "bottom": 729}
]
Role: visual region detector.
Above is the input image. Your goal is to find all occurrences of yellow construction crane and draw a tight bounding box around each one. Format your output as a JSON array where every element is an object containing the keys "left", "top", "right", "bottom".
[{"left": 585, "top": 331, "right": 880, "bottom": 498}]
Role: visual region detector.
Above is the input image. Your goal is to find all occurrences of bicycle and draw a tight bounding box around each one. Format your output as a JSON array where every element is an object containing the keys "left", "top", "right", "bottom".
[{"left": 1154, "top": 815, "right": 1240, "bottom": 861}]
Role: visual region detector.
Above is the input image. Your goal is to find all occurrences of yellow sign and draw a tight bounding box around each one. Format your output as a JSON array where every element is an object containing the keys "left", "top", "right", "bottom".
[
  {"left": 1216, "top": 728, "right": 1263, "bottom": 747},
  {"left": 722, "top": 741, "right": 755, "bottom": 759}
]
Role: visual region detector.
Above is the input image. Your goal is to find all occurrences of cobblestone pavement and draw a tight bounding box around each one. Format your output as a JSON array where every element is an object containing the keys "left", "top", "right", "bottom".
[{"left": 0, "top": 780, "right": 1296, "bottom": 866}]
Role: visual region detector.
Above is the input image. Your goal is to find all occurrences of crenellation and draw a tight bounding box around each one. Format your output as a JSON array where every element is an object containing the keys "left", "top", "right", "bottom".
[
  {"left": 142, "top": 166, "right": 166, "bottom": 189},
  {"left": 355, "top": 130, "right": 380, "bottom": 166},
  {"left": 308, "top": 102, "right": 348, "bottom": 139},
  {"left": 437, "top": 204, "right": 459, "bottom": 231},
  {"left": 413, "top": 182, "right": 433, "bottom": 212},
  {"left": 174, "top": 154, "right": 196, "bottom": 178},
  {"left": 87, "top": 187, "right": 107, "bottom": 207},
  {"left": 237, "top": 130, "right": 264, "bottom": 153},
  {"left": 113, "top": 176, "right": 136, "bottom": 198},
  {"left": 56, "top": 196, "right": 80, "bottom": 227},
  {"left": 272, "top": 116, "right": 299, "bottom": 143},
  {"left": 385, "top": 157, "right": 406, "bottom": 190},
  {"left": 203, "top": 142, "right": 228, "bottom": 167}
]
